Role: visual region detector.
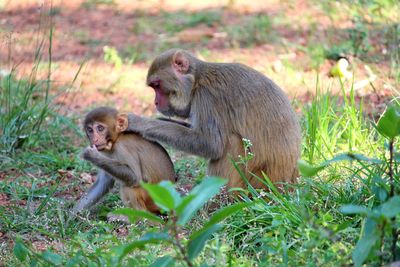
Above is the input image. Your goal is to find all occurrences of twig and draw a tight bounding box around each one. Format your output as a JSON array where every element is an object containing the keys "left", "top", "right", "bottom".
[{"left": 171, "top": 215, "right": 193, "bottom": 267}]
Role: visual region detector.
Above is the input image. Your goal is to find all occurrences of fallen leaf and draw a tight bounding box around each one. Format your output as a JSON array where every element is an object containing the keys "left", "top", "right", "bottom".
[{"left": 80, "top": 172, "right": 95, "bottom": 184}]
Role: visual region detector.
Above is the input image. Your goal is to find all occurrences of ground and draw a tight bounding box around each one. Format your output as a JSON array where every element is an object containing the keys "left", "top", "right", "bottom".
[
  {"left": 0, "top": 0, "right": 399, "bottom": 264},
  {"left": 0, "top": 0, "right": 396, "bottom": 115}
]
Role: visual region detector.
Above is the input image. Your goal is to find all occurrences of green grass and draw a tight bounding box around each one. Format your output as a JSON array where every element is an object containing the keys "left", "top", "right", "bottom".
[
  {"left": 131, "top": 10, "right": 221, "bottom": 36},
  {"left": 225, "top": 14, "right": 276, "bottom": 47},
  {"left": 1, "top": 1, "right": 400, "bottom": 266},
  {"left": 2, "top": 70, "right": 395, "bottom": 266},
  {"left": 220, "top": 83, "right": 393, "bottom": 266}
]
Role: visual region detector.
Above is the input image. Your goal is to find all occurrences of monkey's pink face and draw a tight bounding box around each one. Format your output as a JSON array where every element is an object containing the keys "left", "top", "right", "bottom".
[
  {"left": 148, "top": 79, "right": 170, "bottom": 112},
  {"left": 147, "top": 70, "right": 192, "bottom": 118}
]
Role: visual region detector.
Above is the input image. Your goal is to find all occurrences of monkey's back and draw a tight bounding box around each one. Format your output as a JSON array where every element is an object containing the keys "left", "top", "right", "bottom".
[
  {"left": 199, "top": 62, "right": 301, "bottom": 183},
  {"left": 112, "top": 133, "right": 176, "bottom": 183}
]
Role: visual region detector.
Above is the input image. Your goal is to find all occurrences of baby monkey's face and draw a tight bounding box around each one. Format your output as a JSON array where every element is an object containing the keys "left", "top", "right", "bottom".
[
  {"left": 83, "top": 107, "right": 129, "bottom": 152},
  {"left": 85, "top": 121, "right": 114, "bottom": 151}
]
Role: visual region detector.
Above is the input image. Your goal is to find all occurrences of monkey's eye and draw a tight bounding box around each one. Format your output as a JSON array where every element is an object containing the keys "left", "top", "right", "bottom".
[
  {"left": 97, "top": 125, "right": 105, "bottom": 132},
  {"left": 149, "top": 80, "right": 161, "bottom": 90},
  {"left": 86, "top": 127, "right": 93, "bottom": 133}
]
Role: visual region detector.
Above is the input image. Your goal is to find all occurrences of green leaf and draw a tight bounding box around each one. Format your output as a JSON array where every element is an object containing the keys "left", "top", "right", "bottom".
[
  {"left": 31, "top": 258, "right": 39, "bottom": 267},
  {"left": 190, "top": 176, "right": 227, "bottom": 195},
  {"left": 341, "top": 154, "right": 382, "bottom": 164},
  {"left": 159, "top": 180, "right": 182, "bottom": 208},
  {"left": 175, "top": 194, "right": 196, "bottom": 216},
  {"left": 394, "top": 152, "right": 400, "bottom": 162},
  {"left": 340, "top": 205, "right": 370, "bottom": 215},
  {"left": 41, "top": 251, "right": 63, "bottom": 265},
  {"left": 141, "top": 182, "right": 176, "bottom": 212},
  {"left": 112, "top": 232, "right": 170, "bottom": 261},
  {"left": 66, "top": 251, "right": 83, "bottom": 267},
  {"left": 13, "top": 241, "right": 29, "bottom": 262},
  {"left": 203, "top": 202, "right": 253, "bottom": 229},
  {"left": 376, "top": 187, "right": 388, "bottom": 202},
  {"left": 176, "top": 176, "right": 227, "bottom": 225},
  {"left": 188, "top": 224, "right": 222, "bottom": 260},
  {"left": 113, "top": 208, "right": 163, "bottom": 224},
  {"left": 149, "top": 255, "right": 175, "bottom": 267},
  {"left": 298, "top": 160, "right": 325, "bottom": 177},
  {"left": 298, "top": 153, "right": 383, "bottom": 177},
  {"left": 377, "top": 105, "right": 400, "bottom": 139},
  {"left": 380, "top": 196, "right": 400, "bottom": 218},
  {"left": 325, "top": 153, "right": 382, "bottom": 164},
  {"left": 112, "top": 243, "right": 146, "bottom": 261},
  {"left": 140, "top": 232, "right": 170, "bottom": 242},
  {"left": 352, "top": 219, "right": 379, "bottom": 267}
]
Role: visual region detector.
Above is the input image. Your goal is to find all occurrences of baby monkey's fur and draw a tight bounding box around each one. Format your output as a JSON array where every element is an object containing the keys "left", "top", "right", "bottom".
[{"left": 74, "top": 107, "right": 175, "bottom": 214}]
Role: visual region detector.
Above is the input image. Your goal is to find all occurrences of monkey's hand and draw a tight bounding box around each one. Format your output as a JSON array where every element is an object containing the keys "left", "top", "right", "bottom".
[
  {"left": 126, "top": 113, "right": 147, "bottom": 133},
  {"left": 82, "top": 145, "right": 102, "bottom": 163}
]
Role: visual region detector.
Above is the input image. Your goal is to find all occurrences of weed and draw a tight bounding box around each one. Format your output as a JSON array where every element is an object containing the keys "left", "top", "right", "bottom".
[
  {"left": 162, "top": 11, "right": 221, "bottom": 34},
  {"left": 305, "top": 43, "right": 326, "bottom": 69},
  {"left": 131, "top": 10, "right": 220, "bottom": 36},
  {"left": 348, "top": 17, "right": 372, "bottom": 57},
  {"left": 103, "top": 46, "right": 122, "bottom": 69},
  {"left": 384, "top": 23, "right": 400, "bottom": 82},
  {"left": 226, "top": 14, "right": 275, "bottom": 47},
  {"left": 13, "top": 178, "right": 251, "bottom": 266},
  {"left": 81, "top": 0, "right": 116, "bottom": 9},
  {"left": 298, "top": 103, "right": 400, "bottom": 266},
  {"left": 0, "top": 28, "right": 54, "bottom": 154}
]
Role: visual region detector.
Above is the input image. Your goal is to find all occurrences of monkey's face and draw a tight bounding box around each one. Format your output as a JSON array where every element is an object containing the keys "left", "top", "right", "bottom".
[
  {"left": 147, "top": 69, "right": 194, "bottom": 118},
  {"left": 85, "top": 121, "right": 114, "bottom": 151}
]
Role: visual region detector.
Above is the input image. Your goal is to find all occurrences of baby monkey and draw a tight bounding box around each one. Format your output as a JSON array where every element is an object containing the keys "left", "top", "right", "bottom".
[{"left": 73, "top": 107, "right": 176, "bottom": 214}]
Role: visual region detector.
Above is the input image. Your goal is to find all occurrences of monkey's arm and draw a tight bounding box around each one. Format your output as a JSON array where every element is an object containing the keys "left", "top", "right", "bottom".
[
  {"left": 73, "top": 170, "right": 115, "bottom": 214},
  {"left": 127, "top": 114, "right": 224, "bottom": 160},
  {"left": 156, "top": 117, "right": 191, "bottom": 128},
  {"left": 83, "top": 146, "right": 142, "bottom": 186}
]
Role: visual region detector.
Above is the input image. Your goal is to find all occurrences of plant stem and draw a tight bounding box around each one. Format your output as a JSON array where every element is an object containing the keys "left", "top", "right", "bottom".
[
  {"left": 381, "top": 220, "right": 386, "bottom": 265},
  {"left": 171, "top": 216, "right": 193, "bottom": 267},
  {"left": 393, "top": 228, "right": 398, "bottom": 262},
  {"left": 389, "top": 139, "right": 394, "bottom": 197},
  {"left": 389, "top": 139, "right": 398, "bottom": 261}
]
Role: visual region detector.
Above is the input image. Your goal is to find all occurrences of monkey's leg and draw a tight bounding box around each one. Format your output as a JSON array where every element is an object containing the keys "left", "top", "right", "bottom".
[
  {"left": 208, "top": 157, "right": 247, "bottom": 189},
  {"left": 73, "top": 170, "right": 115, "bottom": 214},
  {"left": 120, "top": 187, "right": 160, "bottom": 213},
  {"left": 208, "top": 134, "right": 249, "bottom": 189}
]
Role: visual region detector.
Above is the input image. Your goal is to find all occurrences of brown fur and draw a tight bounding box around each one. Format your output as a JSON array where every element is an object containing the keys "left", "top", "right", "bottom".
[
  {"left": 106, "top": 133, "right": 176, "bottom": 212},
  {"left": 127, "top": 49, "right": 301, "bottom": 189},
  {"left": 76, "top": 107, "right": 176, "bottom": 214}
]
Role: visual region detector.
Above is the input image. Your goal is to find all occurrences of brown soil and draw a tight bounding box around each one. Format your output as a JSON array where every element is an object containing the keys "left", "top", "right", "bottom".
[{"left": 0, "top": 0, "right": 396, "bottom": 116}]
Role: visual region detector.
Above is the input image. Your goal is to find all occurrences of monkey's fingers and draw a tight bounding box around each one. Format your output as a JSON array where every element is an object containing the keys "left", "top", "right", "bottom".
[{"left": 105, "top": 141, "right": 113, "bottom": 150}]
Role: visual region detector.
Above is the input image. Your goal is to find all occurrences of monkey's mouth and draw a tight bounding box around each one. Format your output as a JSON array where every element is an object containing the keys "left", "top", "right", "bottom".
[
  {"left": 95, "top": 142, "right": 112, "bottom": 151},
  {"left": 95, "top": 144, "right": 107, "bottom": 150}
]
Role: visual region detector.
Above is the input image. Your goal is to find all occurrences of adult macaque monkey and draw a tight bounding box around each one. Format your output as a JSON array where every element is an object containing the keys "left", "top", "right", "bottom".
[
  {"left": 73, "top": 107, "right": 176, "bottom": 214},
  {"left": 127, "top": 49, "right": 301, "bottom": 189}
]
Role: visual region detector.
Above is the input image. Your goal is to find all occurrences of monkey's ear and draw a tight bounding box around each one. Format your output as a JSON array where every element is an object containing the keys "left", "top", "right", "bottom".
[
  {"left": 116, "top": 113, "right": 128, "bottom": 133},
  {"left": 172, "top": 51, "right": 189, "bottom": 74}
]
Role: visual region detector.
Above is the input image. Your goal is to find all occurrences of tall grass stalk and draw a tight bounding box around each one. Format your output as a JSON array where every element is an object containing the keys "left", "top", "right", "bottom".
[
  {"left": 302, "top": 78, "right": 378, "bottom": 165},
  {"left": 0, "top": 14, "right": 54, "bottom": 154}
]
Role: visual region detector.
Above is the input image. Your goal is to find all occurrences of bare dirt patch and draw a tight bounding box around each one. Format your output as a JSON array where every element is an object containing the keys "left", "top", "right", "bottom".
[{"left": 1, "top": 0, "right": 395, "bottom": 117}]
